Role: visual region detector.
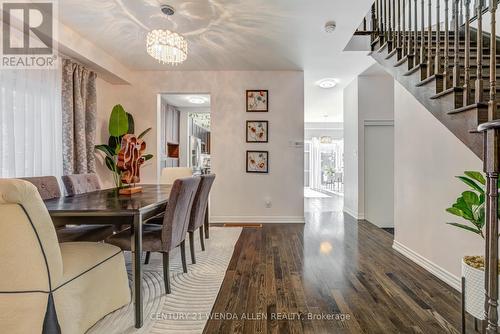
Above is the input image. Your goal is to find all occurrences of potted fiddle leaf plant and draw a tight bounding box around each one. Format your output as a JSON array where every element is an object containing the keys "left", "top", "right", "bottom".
[
  {"left": 95, "top": 104, "right": 153, "bottom": 189},
  {"left": 446, "top": 171, "right": 499, "bottom": 322}
]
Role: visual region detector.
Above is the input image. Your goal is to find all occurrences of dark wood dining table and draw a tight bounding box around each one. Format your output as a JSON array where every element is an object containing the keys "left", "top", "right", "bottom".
[{"left": 44, "top": 184, "right": 172, "bottom": 329}]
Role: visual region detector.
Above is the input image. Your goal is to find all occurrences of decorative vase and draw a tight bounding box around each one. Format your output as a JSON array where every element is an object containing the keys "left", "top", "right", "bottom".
[{"left": 462, "top": 258, "right": 500, "bottom": 322}]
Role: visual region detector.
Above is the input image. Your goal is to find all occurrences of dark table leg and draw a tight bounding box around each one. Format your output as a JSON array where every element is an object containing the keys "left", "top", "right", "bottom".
[
  {"left": 133, "top": 213, "right": 143, "bottom": 328},
  {"left": 204, "top": 206, "right": 209, "bottom": 239}
]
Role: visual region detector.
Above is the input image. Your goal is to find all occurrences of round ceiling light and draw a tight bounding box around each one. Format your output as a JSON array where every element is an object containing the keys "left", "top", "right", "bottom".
[
  {"left": 188, "top": 96, "right": 207, "bottom": 104},
  {"left": 316, "top": 78, "right": 338, "bottom": 89}
]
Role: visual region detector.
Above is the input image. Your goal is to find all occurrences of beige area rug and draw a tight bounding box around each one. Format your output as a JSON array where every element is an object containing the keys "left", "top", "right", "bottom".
[{"left": 88, "top": 227, "right": 242, "bottom": 334}]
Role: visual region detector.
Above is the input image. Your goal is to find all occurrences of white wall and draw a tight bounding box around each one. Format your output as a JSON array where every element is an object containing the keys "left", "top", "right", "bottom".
[
  {"left": 304, "top": 122, "right": 343, "bottom": 141},
  {"left": 343, "top": 78, "right": 360, "bottom": 218},
  {"left": 393, "top": 81, "right": 483, "bottom": 288},
  {"left": 97, "top": 71, "right": 305, "bottom": 223},
  {"left": 343, "top": 70, "right": 395, "bottom": 220}
]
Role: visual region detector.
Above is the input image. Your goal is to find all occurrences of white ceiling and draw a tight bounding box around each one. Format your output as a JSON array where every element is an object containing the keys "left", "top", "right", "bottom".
[
  {"left": 162, "top": 93, "right": 211, "bottom": 108},
  {"left": 60, "top": 0, "right": 376, "bottom": 122}
]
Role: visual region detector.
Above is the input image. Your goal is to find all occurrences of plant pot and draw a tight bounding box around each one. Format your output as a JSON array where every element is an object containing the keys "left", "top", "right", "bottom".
[{"left": 462, "top": 258, "right": 500, "bottom": 322}]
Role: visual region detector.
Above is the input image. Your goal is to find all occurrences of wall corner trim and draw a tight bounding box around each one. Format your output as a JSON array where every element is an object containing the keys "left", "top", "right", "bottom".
[
  {"left": 343, "top": 207, "right": 365, "bottom": 220},
  {"left": 392, "top": 240, "right": 460, "bottom": 291},
  {"left": 211, "top": 216, "right": 305, "bottom": 224}
]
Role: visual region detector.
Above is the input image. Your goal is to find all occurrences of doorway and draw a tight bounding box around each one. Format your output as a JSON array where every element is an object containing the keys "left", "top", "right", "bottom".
[
  {"left": 363, "top": 122, "right": 394, "bottom": 229},
  {"left": 158, "top": 94, "right": 211, "bottom": 176}
]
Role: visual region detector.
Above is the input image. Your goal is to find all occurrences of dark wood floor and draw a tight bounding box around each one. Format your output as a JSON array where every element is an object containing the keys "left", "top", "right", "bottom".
[{"left": 204, "top": 195, "right": 473, "bottom": 334}]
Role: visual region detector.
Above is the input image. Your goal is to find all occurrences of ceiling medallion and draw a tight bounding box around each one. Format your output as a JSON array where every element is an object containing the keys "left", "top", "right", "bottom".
[{"left": 146, "top": 5, "right": 188, "bottom": 65}]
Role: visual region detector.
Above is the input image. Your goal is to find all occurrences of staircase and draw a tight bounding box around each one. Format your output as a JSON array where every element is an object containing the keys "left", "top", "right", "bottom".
[
  {"left": 358, "top": 0, "right": 500, "bottom": 331},
  {"left": 361, "top": 0, "right": 500, "bottom": 159}
]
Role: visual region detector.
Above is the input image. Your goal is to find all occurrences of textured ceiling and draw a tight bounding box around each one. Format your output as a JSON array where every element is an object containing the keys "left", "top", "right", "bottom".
[
  {"left": 60, "top": 0, "right": 376, "bottom": 122},
  {"left": 60, "top": 0, "right": 374, "bottom": 71}
]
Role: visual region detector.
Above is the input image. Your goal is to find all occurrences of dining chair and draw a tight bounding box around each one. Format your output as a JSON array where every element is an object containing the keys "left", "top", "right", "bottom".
[
  {"left": 106, "top": 176, "right": 201, "bottom": 294},
  {"left": 21, "top": 176, "right": 115, "bottom": 243},
  {"left": 0, "top": 179, "right": 130, "bottom": 334},
  {"left": 160, "top": 167, "right": 192, "bottom": 184},
  {"left": 61, "top": 173, "right": 101, "bottom": 196},
  {"left": 187, "top": 174, "right": 216, "bottom": 264}
]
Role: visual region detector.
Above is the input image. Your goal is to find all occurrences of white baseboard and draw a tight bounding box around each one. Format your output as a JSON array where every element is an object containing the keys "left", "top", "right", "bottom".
[
  {"left": 210, "top": 216, "right": 305, "bottom": 224},
  {"left": 392, "top": 240, "right": 460, "bottom": 291},
  {"left": 342, "top": 207, "right": 364, "bottom": 220}
]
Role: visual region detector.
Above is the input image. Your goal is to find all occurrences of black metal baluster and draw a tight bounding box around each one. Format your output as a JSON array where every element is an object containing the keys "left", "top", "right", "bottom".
[
  {"left": 397, "top": 0, "right": 401, "bottom": 53},
  {"left": 414, "top": 0, "right": 419, "bottom": 65},
  {"left": 420, "top": 0, "right": 426, "bottom": 67},
  {"left": 475, "top": 0, "right": 484, "bottom": 102},
  {"left": 452, "top": 0, "right": 460, "bottom": 88},
  {"left": 463, "top": 0, "right": 471, "bottom": 105},
  {"left": 402, "top": 0, "right": 407, "bottom": 56},
  {"left": 444, "top": 0, "right": 451, "bottom": 88},
  {"left": 434, "top": 0, "right": 442, "bottom": 75},
  {"left": 427, "top": 0, "right": 433, "bottom": 77}
]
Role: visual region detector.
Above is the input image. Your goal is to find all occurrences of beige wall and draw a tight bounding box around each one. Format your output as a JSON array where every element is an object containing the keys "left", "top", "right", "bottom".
[
  {"left": 393, "top": 81, "right": 483, "bottom": 289},
  {"left": 96, "top": 71, "right": 305, "bottom": 223}
]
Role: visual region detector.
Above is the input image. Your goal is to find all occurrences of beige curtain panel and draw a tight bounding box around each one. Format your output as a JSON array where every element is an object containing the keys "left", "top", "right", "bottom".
[{"left": 61, "top": 59, "right": 97, "bottom": 175}]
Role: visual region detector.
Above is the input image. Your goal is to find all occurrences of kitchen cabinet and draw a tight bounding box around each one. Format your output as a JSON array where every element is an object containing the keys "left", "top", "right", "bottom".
[{"left": 163, "top": 104, "right": 180, "bottom": 145}]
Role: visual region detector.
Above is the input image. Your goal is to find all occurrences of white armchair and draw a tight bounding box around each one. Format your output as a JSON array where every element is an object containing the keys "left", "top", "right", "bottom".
[{"left": 0, "top": 179, "right": 130, "bottom": 334}]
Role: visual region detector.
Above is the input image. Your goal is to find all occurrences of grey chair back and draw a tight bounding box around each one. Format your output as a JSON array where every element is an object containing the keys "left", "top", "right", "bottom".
[
  {"left": 62, "top": 173, "right": 101, "bottom": 196},
  {"left": 161, "top": 176, "right": 200, "bottom": 251},
  {"left": 20, "top": 176, "right": 61, "bottom": 200},
  {"left": 188, "top": 174, "right": 215, "bottom": 232}
]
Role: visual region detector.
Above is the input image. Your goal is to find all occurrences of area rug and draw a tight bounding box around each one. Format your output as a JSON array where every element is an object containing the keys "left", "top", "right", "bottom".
[{"left": 88, "top": 227, "right": 242, "bottom": 334}]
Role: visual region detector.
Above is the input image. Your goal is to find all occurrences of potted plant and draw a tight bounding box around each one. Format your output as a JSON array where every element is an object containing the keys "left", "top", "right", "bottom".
[
  {"left": 446, "top": 171, "right": 499, "bottom": 322},
  {"left": 95, "top": 104, "right": 153, "bottom": 189}
]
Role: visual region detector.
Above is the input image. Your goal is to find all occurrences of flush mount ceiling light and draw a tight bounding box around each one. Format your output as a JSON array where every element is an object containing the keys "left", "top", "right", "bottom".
[
  {"left": 188, "top": 96, "right": 207, "bottom": 104},
  {"left": 146, "top": 5, "right": 188, "bottom": 65},
  {"left": 324, "top": 21, "right": 337, "bottom": 33},
  {"left": 316, "top": 78, "right": 338, "bottom": 89}
]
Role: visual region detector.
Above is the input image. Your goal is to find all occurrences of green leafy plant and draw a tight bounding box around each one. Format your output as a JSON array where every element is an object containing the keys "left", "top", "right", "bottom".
[
  {"left": 95, "top": 104, "right": 153, "bottom": 188},
  {"left": 446, "top": 171, "right": 489, "bottom": 238}
]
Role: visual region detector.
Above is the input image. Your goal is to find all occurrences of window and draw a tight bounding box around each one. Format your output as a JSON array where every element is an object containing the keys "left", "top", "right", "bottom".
[{"left": 0, "top": 67, "right": 62, "bottom": 177}]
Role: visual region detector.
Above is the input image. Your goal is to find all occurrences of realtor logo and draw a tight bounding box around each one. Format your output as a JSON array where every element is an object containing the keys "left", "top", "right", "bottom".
[{"left": 1, "top": 0, "right": 58, "bottom": 69}]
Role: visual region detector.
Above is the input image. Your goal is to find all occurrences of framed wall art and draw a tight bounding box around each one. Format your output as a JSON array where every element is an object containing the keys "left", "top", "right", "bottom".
[
  {"left": 246, "top": 120, "right": 268, "bottom": 143},
  {"left": 246, "top": 150, "right": 269, "bottom": 173},
  {"left": 246, "top": 90, "right": 268, "bottom": 112}
]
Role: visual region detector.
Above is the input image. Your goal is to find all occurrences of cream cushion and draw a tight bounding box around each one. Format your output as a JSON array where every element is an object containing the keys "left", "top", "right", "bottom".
[
  {"left": 160, "top": 167, "right": 193, "bottom": 185},
  {"left": 0, "top": 179, "right": 130, "bottom": 334}
]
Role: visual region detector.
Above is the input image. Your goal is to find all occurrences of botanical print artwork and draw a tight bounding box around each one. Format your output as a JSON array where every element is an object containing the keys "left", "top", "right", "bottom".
[
  {"left": 247, "top": 151, "right": 269, "bottom": 173},
  {"left": 246, "top": 121, "right": 268, "bottom": 142},
  {"left": 246, "top": 90, "right": 268, "bottom": 112}
]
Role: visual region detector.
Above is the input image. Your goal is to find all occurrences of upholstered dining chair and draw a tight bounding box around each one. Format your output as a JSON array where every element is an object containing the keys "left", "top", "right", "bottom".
[
  {"left": 160, "top": 167, "right": 192, "bottom": 184},
  {"left": 0, "top": 179, "right": 130, "bottom": 334},
  {"left": 187, "top": 174, "right": 215, "bottom": 264},
  {"left": 21, "top": 176, "right": 115, "bottom": 243},
  {"left": 106, "top": 176, "right": 201, "bottom": 294},
  {"left": 61, "top": 173, "right": 101, "bottom": 196}
]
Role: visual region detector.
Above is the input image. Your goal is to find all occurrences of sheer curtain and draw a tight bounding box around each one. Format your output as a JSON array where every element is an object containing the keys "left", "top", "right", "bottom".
[{"left": 0, "top": 67, "right": 63, "bottom": 178}]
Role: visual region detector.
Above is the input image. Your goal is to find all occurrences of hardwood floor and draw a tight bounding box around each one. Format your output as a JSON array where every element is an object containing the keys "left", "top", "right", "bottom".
[{"left": 204, "top": 194, "right": 473, "bottom": 333}]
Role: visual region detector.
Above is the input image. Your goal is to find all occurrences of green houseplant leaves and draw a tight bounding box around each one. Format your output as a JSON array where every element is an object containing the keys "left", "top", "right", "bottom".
[
  {"left": 94, "top": 104, "right": 154, "bottom": 189},
  {"left": 108, "top": 104, "right": 129, "bottom": 137},
  {"left": 445, "top": 171, "right": 497, "bottom": 239}
]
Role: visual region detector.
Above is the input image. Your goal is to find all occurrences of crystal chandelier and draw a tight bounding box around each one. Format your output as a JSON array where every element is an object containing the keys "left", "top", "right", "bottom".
[{"left": 146, "top": 29, "right": 187, "bottom": 65}]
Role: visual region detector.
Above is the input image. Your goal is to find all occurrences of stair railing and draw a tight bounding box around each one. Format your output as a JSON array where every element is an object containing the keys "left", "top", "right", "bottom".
[{"left": 362, "top": 0, "right": 500, "bottom": 330}]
